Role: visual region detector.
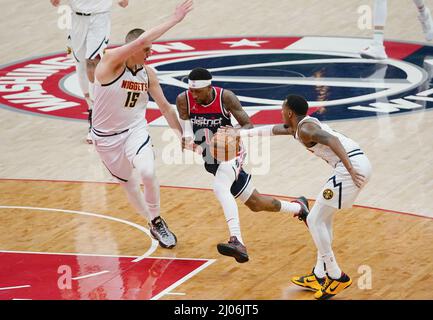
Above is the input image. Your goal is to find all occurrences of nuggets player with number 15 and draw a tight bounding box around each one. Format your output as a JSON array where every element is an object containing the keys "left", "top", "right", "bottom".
[{"left": 91, "top": 0, "right": 193, "bottom": 249}]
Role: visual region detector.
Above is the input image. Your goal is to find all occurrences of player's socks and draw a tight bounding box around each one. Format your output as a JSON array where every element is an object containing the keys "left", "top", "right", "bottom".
[
  {"left": 314, "top": 252, "right": 327, "bottom": 278},
  {"left": 323, "top": 251, "right": 342, "bottom": 279}
]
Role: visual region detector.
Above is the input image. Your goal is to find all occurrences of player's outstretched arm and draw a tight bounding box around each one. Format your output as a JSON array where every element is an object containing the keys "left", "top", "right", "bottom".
[
  {"left": 146, "top": 66, "right": 182, "bottom": 138},
  {"left": 218, "top": 124, "right": 290, "bottom": 138},
  {"left": 104, "top": 0, "right": 193, "bottom": 66}
]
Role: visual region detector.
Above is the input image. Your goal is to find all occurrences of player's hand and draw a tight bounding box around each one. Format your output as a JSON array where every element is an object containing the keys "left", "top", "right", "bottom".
[
  {"left": 182, "top": 137, "right": 202, "bottom": 154},
  {"left": 118, "top": 0, "right": 129, "bottom": 8},
  {"left": 50, "top": 0, "right": 60, "bottom": 7},
  {"left": 172, "top": 0, "right": 194, "bottom": 23},
  {"left": 349, "top": 168, "right": 366, "bottom": 188}
]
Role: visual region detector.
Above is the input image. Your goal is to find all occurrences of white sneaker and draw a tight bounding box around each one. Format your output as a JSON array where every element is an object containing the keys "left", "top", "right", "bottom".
[
  {"left": 360, "top": 44, "right": 388, "bottom": 60},
  {"left": 418, "top": 8, "right": 433, "bottom": 41}
]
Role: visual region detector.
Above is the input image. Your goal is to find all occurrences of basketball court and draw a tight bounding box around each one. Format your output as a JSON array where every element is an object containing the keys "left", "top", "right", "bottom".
[{"left": 0, "top": 0, "right": 432, "bottom": 300}]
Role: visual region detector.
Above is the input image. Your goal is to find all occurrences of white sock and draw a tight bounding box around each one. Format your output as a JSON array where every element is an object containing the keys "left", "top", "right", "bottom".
[
  {"left": 323, "top": 251, "right": 342, "bottom": 279},
  {"left": 374, "top": 0, "right": 387, "bottom": 26},
  {"left": 133, "top": 150, "right": 161, "bottom": 221},
  {"left": 279, "top": 200, "right": 301, "bottom": 214},
  {"left": 313, "top": 252, "right": 327, "bottom": 279},
  {"left": 214, "top": 163, "right": 244, "bottom": 244},
  {"left": 120, "top": 174, "right": 152, "bottom": 222},
  {"left": 373, "top": 31, "right": 384, "bottom": 45},
  {"left": 372, "top": 0, "right": 387, "bottom": 45}
]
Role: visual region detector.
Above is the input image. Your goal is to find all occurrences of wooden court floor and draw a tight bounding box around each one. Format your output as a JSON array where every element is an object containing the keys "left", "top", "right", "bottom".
[{"left": 0, "top": 179, "right": 431, "bottom": 300}]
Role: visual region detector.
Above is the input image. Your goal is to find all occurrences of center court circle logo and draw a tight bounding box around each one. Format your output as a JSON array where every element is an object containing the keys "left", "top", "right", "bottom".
[{"left": 1, "top": 36, "right": 432, "bottom": 124}]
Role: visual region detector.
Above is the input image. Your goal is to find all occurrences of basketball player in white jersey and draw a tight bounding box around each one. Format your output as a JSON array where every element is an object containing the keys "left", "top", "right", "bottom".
[
  {"left": 220, "top": 95, "right": 372, "bottom": 299},
  {"left": 361, "top": 0, "right": 433, "bottom": 59},
  {"left": 50, "top": 0, "right": 129, "bottom": 143},
  {"left": 177, "top": 68, "right": 310, "bottom": 263},
  {"left": 91, "top": 0, "right": 193, "bottom": 249}
]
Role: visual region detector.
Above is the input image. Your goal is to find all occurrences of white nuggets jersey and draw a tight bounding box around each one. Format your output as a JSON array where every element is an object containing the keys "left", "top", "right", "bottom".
[
  {"left": 93, "top": 66, "right": 150, "bottom": 134},
  {"left": 70, "top": 0, "right": 112, "bottom": 14},
  {"left": 295, "top": 116, "right": 361, "bottom": 168}
]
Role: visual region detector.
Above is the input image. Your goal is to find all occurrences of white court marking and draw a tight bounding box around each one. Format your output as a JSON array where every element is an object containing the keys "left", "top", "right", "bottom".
[
  {"left": 0, "top": 206, "right": 158, "bottom": 261},
  {"left": 151, "top": 259, "right": 216, "bottom": 300},
  {"left": 165, "top": 292, "right": 186, "bottom": 296},
  {"left": 0, "top": 285, "right": 31, "bottom": 291},
  {"left": 72, "top": 270, "right": 110, "bottom": 281}
]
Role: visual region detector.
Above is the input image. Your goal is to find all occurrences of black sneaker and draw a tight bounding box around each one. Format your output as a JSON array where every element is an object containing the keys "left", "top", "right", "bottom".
[
  {"left": 292, "top": 196, "right": 309, "bottom": 226},
  {"left": 149, "top": 217, "right": 177, "bottom": 249},
  {"left": 217, "top": 236, "right": 249, "bottom": 263}
]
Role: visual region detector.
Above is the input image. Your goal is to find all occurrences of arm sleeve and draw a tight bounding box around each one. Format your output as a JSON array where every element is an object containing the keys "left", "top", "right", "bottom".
[
  {"left": 239, "top": 125, "right": 275, "bottom": 138},
  {"left": 180, "top": 119, "right": 194, "bottom": 139}
]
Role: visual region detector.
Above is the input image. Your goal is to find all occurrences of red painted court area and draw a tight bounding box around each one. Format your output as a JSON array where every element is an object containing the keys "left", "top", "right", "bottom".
[{"left": 0, "top": 252, "right": 209, "bottom": 300}]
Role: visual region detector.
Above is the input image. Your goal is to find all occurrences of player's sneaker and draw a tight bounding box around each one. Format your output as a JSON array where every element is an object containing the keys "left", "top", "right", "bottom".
[
  {"left": 360, "top": 44, "right": 388, "bottom": 60},
  {"left": 292, "top": 196, "right": 309, "bottom": 226},
  {"left": 149, "top": 216, "right": 177, "bottom": 249},
  {"left": 217, "top": 236, "right": 249, "bottom": 263},
  {"left": 418, "top": 8, "right": 433, "bottom": 41},
  {"left": 314, "top": 272, "right": 352, "bottom": 300},
  {"left": 291, "top": 269, "right": 326, "bottom": 292}
]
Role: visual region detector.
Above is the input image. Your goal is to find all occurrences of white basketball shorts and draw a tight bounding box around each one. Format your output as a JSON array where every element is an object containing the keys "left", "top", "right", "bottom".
[
  {"left": 69, "top": 11, "right": 111, "bottom": 62},
  {"left": 92, "top": 122, "right": 153, "bottom": 182},
  {"left": 316, "top": 153, "right": 372, "bottom": 209}
]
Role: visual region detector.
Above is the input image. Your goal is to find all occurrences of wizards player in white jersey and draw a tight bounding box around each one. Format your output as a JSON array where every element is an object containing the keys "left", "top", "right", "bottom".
[
  {"left": 91, "top": 0, "right": 193, "bottom": 249},
  {"left": 226, "top": 95, "right": 372, "bottom": 299},
  {"left": 176, "top": 68, "right": 310, "bottom": 263},
  {"left": 50, "top": 0, "right": 129, "bottom": 143}
]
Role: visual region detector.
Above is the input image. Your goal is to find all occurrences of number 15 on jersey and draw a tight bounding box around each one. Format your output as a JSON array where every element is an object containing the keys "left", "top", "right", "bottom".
[{"left": 125, "top": 91, "right": 140, "bottom": 108}]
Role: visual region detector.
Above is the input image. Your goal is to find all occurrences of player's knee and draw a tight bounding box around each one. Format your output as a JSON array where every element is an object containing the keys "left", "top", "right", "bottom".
[
  {"left": 213, "top": 181, "right": 230, "bottom": 199},
  {"left": 136, "top": 166, "right": 155, "bottom": 182},
  {"left": 306, "top": 211, "right": 319, "bottom": 228}
]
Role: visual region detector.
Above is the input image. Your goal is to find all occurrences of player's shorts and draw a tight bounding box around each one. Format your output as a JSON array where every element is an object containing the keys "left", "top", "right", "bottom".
[
  {"left": 91, "top": 122, "right": 153, "bottom": 182},
  {"left": 204, "top": 152, "right": 254, "bottom": 203},
  {"left": 68, "top": 11, "right": 111, "bottom": 62},
  {"left": 316, "top": 151, "right": 372, "bottom": 209}
]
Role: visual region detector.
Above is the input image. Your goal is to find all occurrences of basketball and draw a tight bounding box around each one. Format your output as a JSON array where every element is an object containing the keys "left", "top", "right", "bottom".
[{"left": 210, "top": 132, "right": 241, "bottom": 162}]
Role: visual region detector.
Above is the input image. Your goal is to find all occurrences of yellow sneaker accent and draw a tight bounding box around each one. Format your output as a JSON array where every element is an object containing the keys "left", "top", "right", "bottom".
[
  {"left": 291, "top": 271, "right": 325, "bottom": 292},
  {"left": 314, "top": 273, "right": 352, "bottom": 300}
]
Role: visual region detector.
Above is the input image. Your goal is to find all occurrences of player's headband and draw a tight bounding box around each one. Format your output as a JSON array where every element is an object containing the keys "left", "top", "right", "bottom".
[{"left": 188, "top": 79, "right": 212, "bottom": 89}]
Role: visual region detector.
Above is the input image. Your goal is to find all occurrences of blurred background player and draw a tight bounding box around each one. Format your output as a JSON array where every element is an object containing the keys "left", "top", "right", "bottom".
[
  {"left": 223, "top": 95, "right": 372, "bottom": 299},
  {"left": 176, "top": 68, "right": 309, "bottom": 263},
  {"left": 91, "top": 0, "right": 193, "bottom": 249},
  {"left": 50, "top": 0, "right": 129, "bottom": 143},
  {"left": 361, "top": 0, "right": 433, "bottom": 59}
]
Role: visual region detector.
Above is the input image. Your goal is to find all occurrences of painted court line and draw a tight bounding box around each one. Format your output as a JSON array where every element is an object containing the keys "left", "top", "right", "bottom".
[
  {"left": 0, "top": 249, "right": 212, "bottom": 262},
  {"left": 165, "top": 292, "right": 186, "bottom": 296},
  {"left": 151, "top": 259, "right": 216, "bottom": 300},
  {"left": 1, "top": 178, "right": 430, "bottom": 219},
  {"left": 72, "top": 270, "right": 110, "bottom": 281},
  {"left": 0, "top": 205, "right": 159, "bottom": 261},
  {"left": 0, "top": 285, "right": 30, "bottom": 291}
]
